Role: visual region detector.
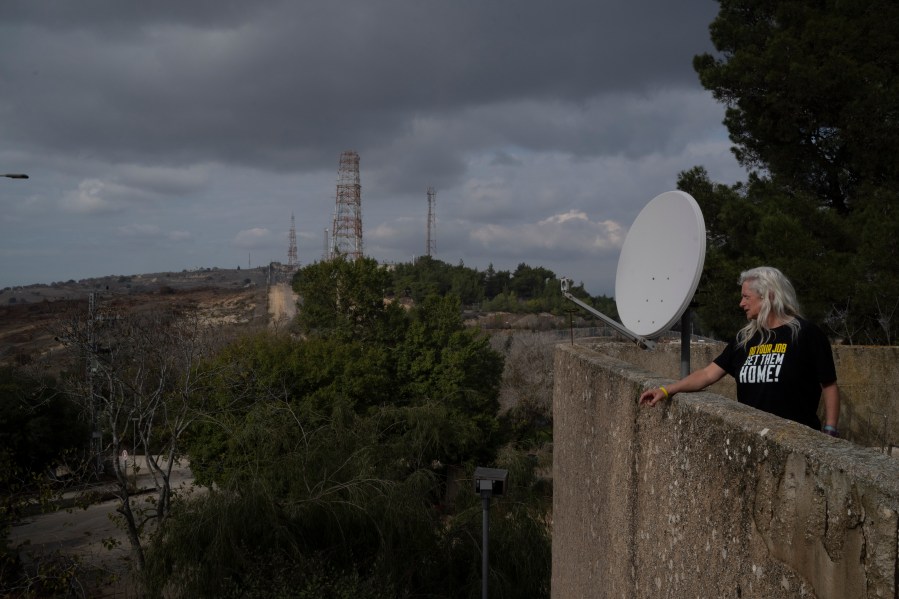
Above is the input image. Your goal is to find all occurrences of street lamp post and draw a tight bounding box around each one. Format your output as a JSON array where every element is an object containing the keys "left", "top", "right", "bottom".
[
  {"left": 473, "top": 467, "right": 509, "bottom": 599},
  {"left": 2, "top": 174, "right": 29, "bottom": 179}
]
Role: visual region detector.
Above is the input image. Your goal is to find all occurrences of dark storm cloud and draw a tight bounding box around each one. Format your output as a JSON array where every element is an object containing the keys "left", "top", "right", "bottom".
[
  {"left": 0, "top": 0, "right": 742, "bottom": 294},
  {"left": 1, "top": 1, "right": 715, "bottom": 181}
]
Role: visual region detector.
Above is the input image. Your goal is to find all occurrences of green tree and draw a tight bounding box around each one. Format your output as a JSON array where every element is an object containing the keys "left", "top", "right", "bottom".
[
  {"left": 390, "top": 256, "right": 451, "bottom": 303},
  {"left": 483, "top": 263, "right": 512, "bottom": 299},
  {"left": 396, "top": 295, "right": 504, "bottom": 463},
  {"left": 151, "top": 401, "right": 549, "bottom": 598},
  {"left": 678, "top": 167, "right": 854, "bottom": 338},
  {"left": 0, "top": 367, "right": 86, "bottom": 484},
  {"left": 694, "top": 0, "right": 899, "bottom": 214},
  {"left": 510, "top": 264, "right": 555, "bottom": 301},
  {"left": 148, "top": 400, "right": 422, "bottom": 597},
  {"left": 185, "top": 332, "right": 397, "bottom": 487},
  {"left": 293, "top": 257, "right": 406, "bottom": 345},
  {"left": 166, "top": 259, "right": 549, "bottom": 598},
  {"left": 190, "top": 292, "right": 504, "bottom": 485},
  {"left": 449, "top": 266, "right": 484, "bottom": 306},
  {"left": 482, "top": 291, "right": 520, "bottom": 314},
  {"left": 390, "top": 256, "right": 486, "bottom": 306},
  {"left": 685, "top": 0, "right": 899, "bottom": 343},
  {"left": 1, "top": 367, "right": 89, "bottom": 593}
]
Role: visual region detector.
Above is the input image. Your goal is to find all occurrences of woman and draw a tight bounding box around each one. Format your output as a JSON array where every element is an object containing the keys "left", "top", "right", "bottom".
[{"left": 639, "top": 266, "right": 840, "bottom": 436}]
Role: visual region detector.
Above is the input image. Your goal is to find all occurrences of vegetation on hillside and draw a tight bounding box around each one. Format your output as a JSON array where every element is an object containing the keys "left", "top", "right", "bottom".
[
  {"left": 0, "top": 367, "right": 87, "bottom": 592},
  {"left": 389, "top": 256, "right": 618, "bottom": 320},
  {"left": 148, "top": 258, "right": 551, "bottom": 598}
]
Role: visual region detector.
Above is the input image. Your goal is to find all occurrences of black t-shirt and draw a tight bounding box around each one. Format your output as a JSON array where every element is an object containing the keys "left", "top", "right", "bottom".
[{"left": 713, "top": 318, "right": 837, "bottom": 429}]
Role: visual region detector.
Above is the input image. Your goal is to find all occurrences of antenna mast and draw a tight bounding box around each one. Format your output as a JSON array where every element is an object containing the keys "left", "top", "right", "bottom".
[
  {"left": 287, "top": 212, "right": 298, "bottom": 267},
  {"left": 426, "top": 187, "right": 436, "bottom": 258},
  {"left": 331, "top": 151, "right": 363, "bottom": 260}
]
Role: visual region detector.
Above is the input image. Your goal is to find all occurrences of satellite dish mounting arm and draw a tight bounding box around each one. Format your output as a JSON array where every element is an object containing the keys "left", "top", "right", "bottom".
[{"left": 560, "top": 278, "right": 656, "bottom": 350}]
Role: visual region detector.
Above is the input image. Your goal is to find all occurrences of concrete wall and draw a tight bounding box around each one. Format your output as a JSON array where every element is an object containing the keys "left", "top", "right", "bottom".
[
  {"left": 589, "top": 339, "right": 898, "bottom": 453},
  {"left": 552, "top": 342, "right": 899, "bottom": 599}
]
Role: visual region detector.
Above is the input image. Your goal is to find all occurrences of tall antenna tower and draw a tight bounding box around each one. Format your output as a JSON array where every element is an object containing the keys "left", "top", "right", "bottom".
[
  {"left": 287, "top": 212, "right": 298, "bottom": 267},
  {"left": 426, "top": 186, "right": 436, "bottom": 258},
  {"left": 322, "top": 228, "right": 329, "bottom": 261},
  {"left": 330, "top": 151, "right": 363, "bottom": 260}
]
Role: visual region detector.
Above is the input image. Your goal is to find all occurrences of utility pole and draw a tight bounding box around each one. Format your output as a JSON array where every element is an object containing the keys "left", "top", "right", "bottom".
[
  {"left": 474, "top": 467, "right": 508, "bottom": 599},
  {"left": 287, "top": 212, "right": 298, "bottom": 267},
  {"left": 426, "top": 187, "right": 436, "bottom": 258},
  {"left": 87, "top": 292, "right": 103, "bottom": 476}
]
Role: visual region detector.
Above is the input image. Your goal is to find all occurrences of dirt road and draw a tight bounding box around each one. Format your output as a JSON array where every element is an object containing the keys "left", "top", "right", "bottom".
[
  {"left": 9, "top": 457, "right": 196, "bottom": 596},
  {"left": 268, "top": 282, "right": 297, "bottom": 324}
]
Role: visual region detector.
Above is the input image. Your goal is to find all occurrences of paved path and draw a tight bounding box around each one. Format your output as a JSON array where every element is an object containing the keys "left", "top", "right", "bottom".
[{"left": 9, "top": 457, "right": 196, "bottom": 596}]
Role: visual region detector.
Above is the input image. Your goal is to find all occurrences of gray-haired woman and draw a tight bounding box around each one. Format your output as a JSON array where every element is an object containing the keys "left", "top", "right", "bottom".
[{"left": 639, "top": 266, "right": 841, "bottom": 436}]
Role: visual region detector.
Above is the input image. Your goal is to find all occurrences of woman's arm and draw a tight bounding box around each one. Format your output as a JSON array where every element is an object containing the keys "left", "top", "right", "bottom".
[
  {"left": 821, "top": 381, "right": 840, "bottom": 428},
  {"left": 638, "top": 362, "right": 727, "bottom": 407}
]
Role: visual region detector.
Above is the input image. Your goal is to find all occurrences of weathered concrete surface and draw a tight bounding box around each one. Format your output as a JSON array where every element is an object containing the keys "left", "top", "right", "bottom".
[
  {"left": 587, "top": 340, "right": 898, "bottom": 452},
  {"left": 832, "top": 346, "right": 899, "bottom": 453},
  {"left": 552, "top": 343, "right": 899, "bottom": 599}
]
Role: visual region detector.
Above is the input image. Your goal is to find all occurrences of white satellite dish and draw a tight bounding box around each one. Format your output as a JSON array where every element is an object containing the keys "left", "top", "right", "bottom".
[
  {"left": 615, "top": 190, "right": 706, "bottom": 337},
  {"left": 561, "top": 190, "right": 706, "bottom": 352}
]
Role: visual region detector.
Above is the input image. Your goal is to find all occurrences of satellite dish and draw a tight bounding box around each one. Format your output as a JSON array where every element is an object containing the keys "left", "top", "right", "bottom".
[
  {"left": 561, "top": 190, "right": 705, "bottom": 350},
  {"left": 615, "top": 190, "right": 706, "bottom": 337}
]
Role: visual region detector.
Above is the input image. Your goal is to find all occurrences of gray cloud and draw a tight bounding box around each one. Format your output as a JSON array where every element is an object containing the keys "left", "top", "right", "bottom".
[
  {"left": 0, "top": 0, "right": 743, "bottom": 296},
  {"left": 2, "top": 2, "right": 715, "bottom": 165}
]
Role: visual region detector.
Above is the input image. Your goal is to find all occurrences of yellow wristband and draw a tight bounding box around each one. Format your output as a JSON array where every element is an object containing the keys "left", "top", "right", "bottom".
[{"left": 659, "top": 386, "right": 670, "bottom": 399}]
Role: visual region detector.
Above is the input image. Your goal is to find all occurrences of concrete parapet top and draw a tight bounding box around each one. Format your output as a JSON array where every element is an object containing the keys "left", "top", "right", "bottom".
[
  {"left": 561, "top": 342, "right": 899, "bottom": 491},
  {"left": 579, "top": 337, "right": 899, "bottom": 452}
]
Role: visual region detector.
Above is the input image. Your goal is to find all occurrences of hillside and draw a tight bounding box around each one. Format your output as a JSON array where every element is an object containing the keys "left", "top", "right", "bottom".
[{"left": 0, "top": 267, "right": 272, "bottom": 368}]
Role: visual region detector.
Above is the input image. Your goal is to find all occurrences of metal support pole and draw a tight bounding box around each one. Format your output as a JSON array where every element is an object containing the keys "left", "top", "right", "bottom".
[
  {"left": 482, "top": 491, "right": 490, "bottom": 599},
  {"left": 680, "top": 308, "right": 691, "bottom": 378},
  {"left": 560, "top": 278, "right": 656, "bottom": 350}
]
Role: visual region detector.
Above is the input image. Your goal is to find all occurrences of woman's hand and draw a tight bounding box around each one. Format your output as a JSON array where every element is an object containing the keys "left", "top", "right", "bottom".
[{"left": 639, "top": 387, "right": 669, "bottom": 407}]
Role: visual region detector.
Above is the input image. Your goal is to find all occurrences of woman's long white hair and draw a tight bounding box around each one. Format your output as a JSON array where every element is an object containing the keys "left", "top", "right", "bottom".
[{"left": 736, "top": 266, "right": 803, "bottom": 348}]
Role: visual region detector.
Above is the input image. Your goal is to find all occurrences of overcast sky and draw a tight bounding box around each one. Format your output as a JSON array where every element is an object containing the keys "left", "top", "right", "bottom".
[{"left": 0, "top": 0, "right": 744, "bottom": 296}]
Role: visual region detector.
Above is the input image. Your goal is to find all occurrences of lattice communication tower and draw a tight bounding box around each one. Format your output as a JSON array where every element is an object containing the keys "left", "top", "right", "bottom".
[
  {"left": 426, "top": 187, "right": 436, "bottom": 257},
  {"left": 287, "top": 212, "right": 298, "bottom": 267},
  {"left": 330, "top": 151, "right": 363, "bottom": 260}
]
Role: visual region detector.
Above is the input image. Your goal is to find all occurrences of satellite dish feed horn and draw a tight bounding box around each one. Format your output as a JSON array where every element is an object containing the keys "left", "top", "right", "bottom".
[{"left": 562, "top": 190, "right": 706, "bottom": 352}]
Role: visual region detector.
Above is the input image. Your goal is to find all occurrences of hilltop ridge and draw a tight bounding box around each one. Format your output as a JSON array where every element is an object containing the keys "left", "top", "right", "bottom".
[
  {"left": 0, "top": 266, "right": 272, "bottom": 368},
  {"left": 1, "top": 266, "right": 270, "bottom": 303}
]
